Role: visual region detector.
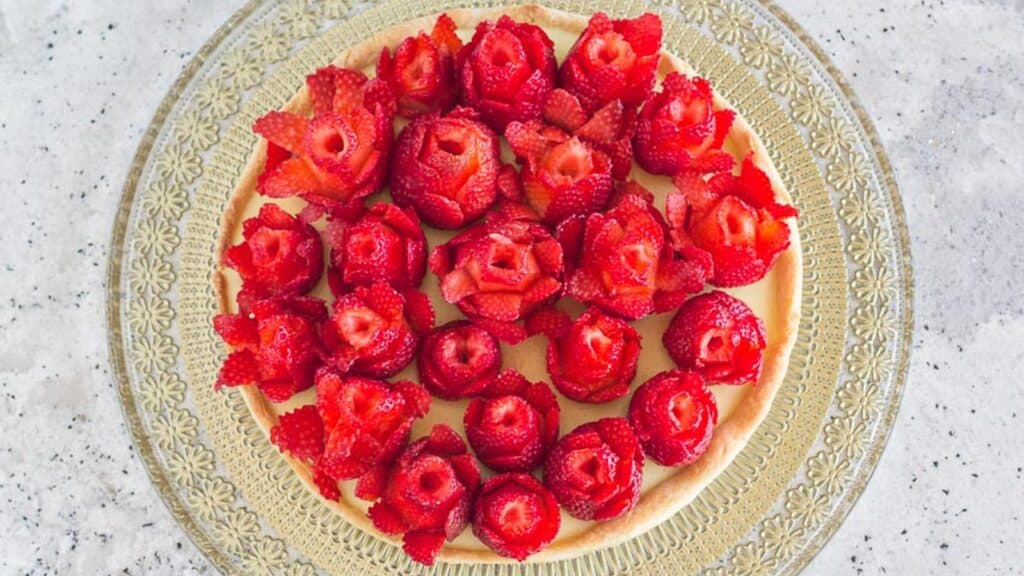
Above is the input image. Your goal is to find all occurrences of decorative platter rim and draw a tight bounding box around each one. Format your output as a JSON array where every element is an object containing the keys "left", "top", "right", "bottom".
[{"left": 106, "top": 1, "right": 913, "bottom": 574}]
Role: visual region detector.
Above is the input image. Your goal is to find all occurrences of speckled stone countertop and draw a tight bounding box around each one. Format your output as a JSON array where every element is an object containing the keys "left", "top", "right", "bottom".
[{"left": 0, "top": 1, "right": 1021, "bottom": 574}]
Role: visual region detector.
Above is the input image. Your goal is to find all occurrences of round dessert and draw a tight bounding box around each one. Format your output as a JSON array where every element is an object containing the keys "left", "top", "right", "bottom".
[{"left": 213, "top": 5, "right": 801, "bottom": 566}]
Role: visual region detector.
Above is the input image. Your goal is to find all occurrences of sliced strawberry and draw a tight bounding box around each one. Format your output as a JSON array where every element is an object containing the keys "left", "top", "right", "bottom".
[
  {"left": 269, "top": 405, "right": 324, "bottom": 464},
  {"left": 472, "top": 473, "right": 561, "bottom": 561},
  {"left": 369, "top": 501, "right": 408, "bottom": 535},
  {"left": 464, "top": 370, "right": 559, "bottom": 472},
  {"left": 546, "top": 307, "right": 641, "bottom": 403},
  {"left": 543, "top": 418, "right": 643, "bottom": 521},
  {"left": 662, "top": 290, "right": 766, "bottom": 385},
  {"left": 313, "top": 463, "right": 341, "bottom": 502},
  {"left": 418, "top": 321, "right": 501, "bottom": 400},
  {"left": 403, "top": 529, "right": 447, "bottom": 566},
  {"left": 629, "top": 370, "right": 717, "bottom": 466}
]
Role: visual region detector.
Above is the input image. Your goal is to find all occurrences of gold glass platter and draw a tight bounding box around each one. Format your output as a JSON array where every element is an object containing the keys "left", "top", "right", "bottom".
[{"left": 106, "top": 0, "right": 913, "bottom": 574}]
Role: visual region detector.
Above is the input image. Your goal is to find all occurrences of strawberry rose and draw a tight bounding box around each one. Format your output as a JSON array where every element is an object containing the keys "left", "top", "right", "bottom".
[
  {"left": 213, "top": 295, "right": 327, "bottom": 402},
  {"left": 505, "top": 120, "right": 614, "bottom": 226},
  {"left": 662, "top": 290, "right": 766, "bottom": 385},
  {"left": 418, "top": 321, "right": 502, "bottom": 400},
  {"left": 322, "top": 282, "right": 434, "bottom": 378},
  {"left": 628, "top": 369, "right": 717, "bottom": 466},
  {"left": 377, "top": 14, "right": 462, "bottom": 118},
  {"left": 315, "top": 368, "right": 430, "bottom": 480},
  {"left": 254, "top": 66, "right": 395, "bottom": 205},
  {"left": 472, "top": 473, "right": 561, "bottom": 561},
  {"left": 429, "top": 209, "right": 564, "bottom": 343},
  {"left": 360, "top": 425, "right": 481, "bottom": 566},
  {"left": 543, "top": 417, "right": 644, "bottom": 521},
  {"left": 633, "top": 72, "right": 735, "bottom": 176},
  {"left": 464, "top": 370, "right": 560, "bottom": 472},
  {"left": 557, "top": 185, "right": 712, "bottom": 320},
  {"left": 325, "top": 202, "right": 426, "bottom": 293},
  {"left": 545, "top": 307, "right": 641, "bottom": 403},
  {"left": 457, "top": 16, "right": 557, "bottom": 133},
  {"left": 390, "top": 107, "right": 508, "bottom": 229},
  {"left": 667, "top": 157, "right": 799, "bottom": 287},
  {"left": 224, "top": 203, "right": 323, "bottom": 309},
  {"left": 560, "top": 12, "right": 662, "bottom": 113}
]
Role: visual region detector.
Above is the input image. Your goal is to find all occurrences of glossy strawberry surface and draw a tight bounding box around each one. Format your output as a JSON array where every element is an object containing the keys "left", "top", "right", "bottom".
[
  {"left": 472, "top": 473, "right": 560, "bottom": 561},
  {"left": 390, "top": 107, "right": 503, "bottom": 229},
  {"left": 543, "top": 418, "right": 643, "bottom": 521},
  {"left": 560, "top": 12, "right": 662, "bottom": 113},
  {"left": 253, "top": 66, "right": 395, "bottom": 206},
  {"left": 505, "top": 120, "right": 614, "bottom": 225},
  {"left": 662, "top": 290, "right": 766, "bottom": 385},
  {"left": 628, "top": 370, "right": 717, "bottom": 466},
  {"left": 558, "top": 187, "right": 711, "bottom": 320},
  {"left": 377, "top": 14, "right": 462, "bottom": 117},
  {"left": 633, "top": 72, "right": 735, "bottom": 176},
  {"left": 418, "top": 321, "right": 501, "bottom": 400},
  {"left": 457, "top": 15, "right": 557, "bottom": 132},
  {"left": 429, "top": 209, "right": 563, "bottom": 343},
  {"left": 364, "top": 425, "right": 481, "bottom": 566},
  {"left": 667, "top": 157, "right": 799, "bottom": 287},
  {"left": 224, "top": 204, "right": 323, "bottom": 304},
  {"left": 325, "top": 202, "right": 426, "bottom": 293},
  {"left": 213, "top": 295, "right": 327, "bottom": 402},
  {"left": 315, "top": 368, "right": 429, "bottom": 480},
  {"left": 464, "top": 370, "right": 560, "bottom": 472},
  {"left": 322, "top": 283, "right": 434, "bottom": 378},
  {"left": 546, "top": 307, "right": 641, "bottom": 403}
]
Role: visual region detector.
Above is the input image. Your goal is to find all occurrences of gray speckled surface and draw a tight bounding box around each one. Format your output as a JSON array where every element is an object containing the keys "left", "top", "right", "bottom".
[{"left": 0, "top": 1, "right": 1021, "bottom": 574}]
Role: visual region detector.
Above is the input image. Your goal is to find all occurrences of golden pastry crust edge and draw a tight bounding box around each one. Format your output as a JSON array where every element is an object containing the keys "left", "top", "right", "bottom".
[{"left": 212, "top": 4, "right": 803, "bottom": 564}]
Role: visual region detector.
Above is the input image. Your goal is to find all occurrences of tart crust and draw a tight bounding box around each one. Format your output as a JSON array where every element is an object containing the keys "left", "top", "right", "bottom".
[{"left": 213, "top": 5, "right": 802, "bottom": 563}]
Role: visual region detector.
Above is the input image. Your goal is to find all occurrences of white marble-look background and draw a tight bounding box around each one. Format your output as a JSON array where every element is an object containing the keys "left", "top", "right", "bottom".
[{"left": 0, "top": 0, "right": 1021, "bottom": 574}]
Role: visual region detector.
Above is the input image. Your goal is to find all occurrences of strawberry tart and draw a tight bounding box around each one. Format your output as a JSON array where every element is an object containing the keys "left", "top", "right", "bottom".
[{"left": 213, "top": 5, "right": 801, "bottom": 566}]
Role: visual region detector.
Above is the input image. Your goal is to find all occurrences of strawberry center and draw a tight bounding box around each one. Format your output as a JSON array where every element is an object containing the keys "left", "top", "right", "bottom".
[
  {"left": 409, "top": 455, "right": 459, "bottom": 503},
  {"left": 583, "top": 31, "right": 637, "bottom": 71},
  {"left": 564, "top": 446, "right": 614, "bottom": 492},
  {"left": 698, "top": 327, "right": 735, "bottom": 364},
  {"left": 249, "top": 228, "right": 298, "bottom": 270},
  {"left": 489, "top": 489, "right": 542, "bottom": 537},
  {"left": 474, "top": 29, "right": 530, "bottom": 97},
  {"left": 336, "top": 306, "right": 383, "bottom": 349},
  {"left": 541, "top": 137, "right": 593, "bottom": 187},
  {"left": 580, "top": 324, "right": 613, "bottom": 359},
  {"left": 397, "top": 37, "right": 439, "bottom": 95},
  {"left": 666, "top": 93, "right": 710, "bottom": 126},
  {"left": 480, "top": 396, "right": 540, "bottom": 440},
  {"left": 668, "top": 392, "right": 698, "bottom": 432}
]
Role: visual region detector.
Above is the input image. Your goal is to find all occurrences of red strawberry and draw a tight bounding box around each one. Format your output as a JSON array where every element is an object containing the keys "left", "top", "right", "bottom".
[
  {"left": 254, "top": 66, "right": 395, "bottom": 206},
  {"left": 389, "top": 107, "right": 503, "bottom": 229},
  {"left": 543, "top": 418, "right": 643, "bottom": 521},
  {"left": 213, "top": 295, "right": 327, "bottom": 402},
  {"left": 505, "top": 120, "right": 614, "bottom": 225},
  {"left": 224, "top": 204, "right": 323, "bottom": 299},
  {"left": 313, "top": 463, "right": 341, "bottom": 501},
  {"left": 472, "top": 473, "right": 560, "bottom": 561},
  {"left": 667, "top": 156, "right": 798, "bottom": 287},
  {"left": 628, "top": 370, "right": 717, "bottom": 466},
  {"left": 417, "top": 321, "right": 501, "bottom": 400},
  {"left": 315, "top": 368, "right": 429, "bottom": 480},
  {"left": 464, "top": 370, "right": 560, "bottom": 472},
  {"left": 429, "top": 209, "right": 563, "bottom": 343},
  {"left": 662, "top": 290, "right": 766, "bottom": 385},
  {"left": 633, "top": 73, "right": 735, "bottom": 176},
  {"left": 363, "top": 425, "right": 481, "bottom": 566},
  {"left": 560, "top": 12, "right": 662, "bottom": 113},
  {"left": 557, "top": 187, "right": 709, "bottom": 320},
  {"left": 376, "top": 14, "right": 462, "bottom": 118},
  {"left": 457, "top": 16, "right": 557, "bottom": 132},
  {"left": 325, "top": 202, "right": 426, "bottom": 293},
  {"left": 543, "top": 90, "right": 637, "bottom": 181},
  {"left": 546, "top": 307, "right": 641, "bottom": 403},
  {"left": 321, "top": 283, "right": 434, "bottom": 378},
  {"left": 269, "top": 405, "right": 324, "bottom": 464}
]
